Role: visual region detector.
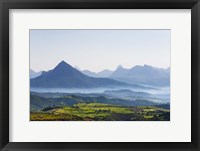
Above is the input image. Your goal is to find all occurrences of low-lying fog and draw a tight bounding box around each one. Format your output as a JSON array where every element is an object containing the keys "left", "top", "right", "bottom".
[
  {"left": 31, "top": 86, "right": 170, "bottom": 103},
  {"left": 31, "top": 86, "right": 169, "bottom": 95}
]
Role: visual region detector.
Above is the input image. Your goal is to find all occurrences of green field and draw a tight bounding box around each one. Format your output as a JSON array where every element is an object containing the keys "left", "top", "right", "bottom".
[{"left": 30, "top": 103, "right": 170, "bottom": 121}]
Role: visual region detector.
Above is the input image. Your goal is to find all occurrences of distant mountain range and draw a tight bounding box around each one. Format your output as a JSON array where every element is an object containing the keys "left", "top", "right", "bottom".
[
  {"left": 82, "top": 69, "right": 113, "bottom": 78},
  {"left": 80, "top": 64, "right": 170, "bottom": 86},
  {"left": 110, "top": 65, "right": 170, "bottom": 86},
  {"left": 30, "top": 61, "right": 131, "bottom": 88},
  {"left": 30, "top": 69, "right": 42, "bottom": 79},
  {"left": 30, "top": 61, "right": 170, "bottom": 88}
]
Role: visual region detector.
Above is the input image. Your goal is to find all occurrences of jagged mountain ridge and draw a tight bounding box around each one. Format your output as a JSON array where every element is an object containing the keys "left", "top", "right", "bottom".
[
  {"left": 30, "top": 61, "right": 131, "bottom": 88},
  {"left": 110, "top": 65, "right": 170, "bottom": 86}
]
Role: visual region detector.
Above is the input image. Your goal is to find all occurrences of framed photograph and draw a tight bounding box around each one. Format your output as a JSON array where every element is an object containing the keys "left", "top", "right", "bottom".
[{"left": 0, "top": 0, "right": 200, "bottom": 150}]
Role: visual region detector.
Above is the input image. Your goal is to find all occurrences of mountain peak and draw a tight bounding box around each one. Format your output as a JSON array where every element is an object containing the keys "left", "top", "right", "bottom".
[
  {"left": 59, "top": 60, "right": 68, "bottom": 65},
  {"left": 117, "top": 65, "right": 124, "bottom": 70},
  {"left": 132, "top": 64, "right": 152, "bottom": 70},
  {"left": 54, "top": 60, "right": 71, "bottom": 69}
]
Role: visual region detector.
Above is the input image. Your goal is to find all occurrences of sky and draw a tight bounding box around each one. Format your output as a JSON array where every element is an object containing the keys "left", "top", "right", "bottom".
[{"left": 30, "top": 29, "right": 170, "bottom": 72}]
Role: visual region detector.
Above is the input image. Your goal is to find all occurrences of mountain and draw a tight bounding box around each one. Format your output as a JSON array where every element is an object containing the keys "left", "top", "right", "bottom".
[
  {"left": 110, "top": 65, "right": 128, "bottom": 77},
  {"left": 98, "top": 69, "right": 113, "bottom": 77},
  {"left": 30, "top": 69, "right": 42, "bottom": 79},
  {"left": 82, "top": 69, "right": 113, "bottom": 77},
  {"left": 82, "top": 70, "right": 97, "bottom": 77},
  {"left": 30, "top": 61, "right": 131, "bottom": 88},
  {"left": 110, "top": 65, "right": 170, "bottom": 86}
]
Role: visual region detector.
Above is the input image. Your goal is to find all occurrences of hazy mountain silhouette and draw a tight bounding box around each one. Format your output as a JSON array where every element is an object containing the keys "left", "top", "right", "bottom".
[
  {"left": 110, "top": 65, "right": 170, "bottom": 86},
  {"left": 82, "top": 70, "right": 97, "bottom": 77},
  {"left": 30, "top": 69, "right": 42, "bottom": 79},
  {"left": 30, "top": 61, "right": 130, "bottom": 88},
  {"left": 82, "top": 69, "right": 113, "bottom": 77},
  {"left": 110, "top": 65, "right": 129, "bottom": 77}
]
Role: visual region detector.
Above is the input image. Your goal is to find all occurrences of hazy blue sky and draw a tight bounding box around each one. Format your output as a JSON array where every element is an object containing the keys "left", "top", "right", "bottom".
[{"left": 30, "top": 29, "right": 170, "bottom": 72}]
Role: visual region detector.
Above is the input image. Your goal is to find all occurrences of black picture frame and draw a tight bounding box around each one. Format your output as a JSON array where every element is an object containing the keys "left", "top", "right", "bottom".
[{"left": 0, "top": 0, "right": 200, "bottom": 151}]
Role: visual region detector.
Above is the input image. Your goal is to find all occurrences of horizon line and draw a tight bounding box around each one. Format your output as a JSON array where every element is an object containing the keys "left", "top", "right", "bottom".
[{"left": 30, "top": 60, "right": 170, "bottom": 73}]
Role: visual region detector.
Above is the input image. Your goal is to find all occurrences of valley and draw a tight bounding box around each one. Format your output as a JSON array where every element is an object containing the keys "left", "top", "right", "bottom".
[{"left": 30, "top": 92, "right": 170, "bottom": 121}]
